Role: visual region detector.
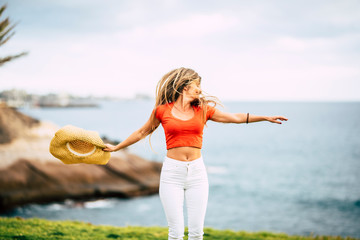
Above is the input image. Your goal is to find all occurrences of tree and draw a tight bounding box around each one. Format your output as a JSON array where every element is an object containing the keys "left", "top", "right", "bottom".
[{"left": 0, "top": 4, "right": 27, "bottom": 67}]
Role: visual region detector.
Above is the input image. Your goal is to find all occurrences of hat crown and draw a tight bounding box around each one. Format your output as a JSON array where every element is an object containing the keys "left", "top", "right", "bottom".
[{"left": 49, "top": 125, "right": 111, "bottom": 164}]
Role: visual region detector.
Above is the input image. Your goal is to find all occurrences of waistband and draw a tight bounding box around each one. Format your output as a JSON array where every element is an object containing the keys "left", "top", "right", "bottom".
[{"left": 164, "top": 156, "right": 203, "bottom": 166}]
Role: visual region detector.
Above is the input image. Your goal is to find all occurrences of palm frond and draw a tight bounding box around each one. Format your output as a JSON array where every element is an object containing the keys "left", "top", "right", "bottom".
[
  {"left": 0, "top": 52, "right": 28, "bottom": 67},
  {"left": 0, "top": 4, "right": 28, "bottom": 68},
  {"left": 0, "top": 17, "right": 10, "bottom": 32},
  {"left": 0, "top": 31, "right": 15, "bottom": 46},
  {"left": 0, "top": 5, "right": 6, "bottom": 16}
]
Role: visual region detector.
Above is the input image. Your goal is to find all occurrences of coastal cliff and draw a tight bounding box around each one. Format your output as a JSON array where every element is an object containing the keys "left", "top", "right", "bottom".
[{"left": 0, "top": 103, "right": 162, "bottom": 212}]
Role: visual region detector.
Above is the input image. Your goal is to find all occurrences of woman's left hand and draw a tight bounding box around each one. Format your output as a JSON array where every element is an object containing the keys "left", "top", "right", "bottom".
[
  {"left": 267, "top": 116, "right": 288, "bottom": 124},
  {"left": 103, "top": 143, "right": 117, "bottom": 152}
]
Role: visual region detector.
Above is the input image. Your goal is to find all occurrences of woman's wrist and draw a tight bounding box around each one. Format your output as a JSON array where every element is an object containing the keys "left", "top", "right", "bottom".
[
  {"left": 246, "top": 114, "right": 269, "bottom": 123},
  {"left": 114, "top": 144, "right": 122, "bottom": 151}
]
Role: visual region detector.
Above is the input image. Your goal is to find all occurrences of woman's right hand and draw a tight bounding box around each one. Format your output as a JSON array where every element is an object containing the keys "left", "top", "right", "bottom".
[{"left": 103, "top": 143, "right": 118, "bottom": 152}]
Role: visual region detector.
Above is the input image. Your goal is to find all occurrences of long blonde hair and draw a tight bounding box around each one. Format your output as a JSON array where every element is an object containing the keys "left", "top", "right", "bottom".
[
  {"left": 147, "top": 67, "right": 220, "bottom": 149},
  {"left": 151, "top": 67, "right": 219, "bottom": 131},
  {"left": 157, "top": 67, "right": 219, "bottom": 105}
]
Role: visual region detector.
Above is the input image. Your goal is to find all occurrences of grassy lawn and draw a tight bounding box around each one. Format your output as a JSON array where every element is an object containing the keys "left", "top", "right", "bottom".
[{"left": 0, "top": 217, "right": 358, "bottom": 240}]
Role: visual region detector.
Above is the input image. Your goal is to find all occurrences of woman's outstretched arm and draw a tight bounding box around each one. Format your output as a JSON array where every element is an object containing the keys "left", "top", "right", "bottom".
[
  {"left": 103, "top": 112, "right": 160, "bottom": 152},
  {"left": 210, "top": 109, "right": 288, "bottom": 124}
]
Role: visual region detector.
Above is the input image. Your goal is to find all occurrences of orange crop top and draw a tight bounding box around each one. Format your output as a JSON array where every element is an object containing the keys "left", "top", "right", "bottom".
[{"left": 155, "top": 102, "right": 216, "bottom": 150}]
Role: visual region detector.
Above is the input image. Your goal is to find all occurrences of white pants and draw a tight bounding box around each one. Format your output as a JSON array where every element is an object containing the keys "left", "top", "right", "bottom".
[{"left": 159, "top": 156, "right": 209, "bottom": 240}]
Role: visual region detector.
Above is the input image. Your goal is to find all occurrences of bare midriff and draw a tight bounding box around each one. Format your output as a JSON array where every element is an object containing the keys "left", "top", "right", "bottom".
[{"left": 166, "top": 146, "right": 202, "bottom": 162}]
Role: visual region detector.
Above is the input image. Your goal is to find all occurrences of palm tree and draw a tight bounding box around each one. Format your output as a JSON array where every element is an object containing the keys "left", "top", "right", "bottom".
[{"left": 0, "top": 4, "right": 27, "bottom": 67}]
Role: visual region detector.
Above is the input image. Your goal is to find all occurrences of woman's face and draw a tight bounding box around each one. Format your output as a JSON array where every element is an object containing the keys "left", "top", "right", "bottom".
[{"left": 184, "top": 81, "right": 201, "bottom": 100}]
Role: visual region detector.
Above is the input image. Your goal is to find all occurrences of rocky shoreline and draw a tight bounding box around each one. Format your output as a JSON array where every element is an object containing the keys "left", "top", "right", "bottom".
[
  {"left": 0, "top": 155, "right": 162, "bottom": 212},
  {"left": 0, "top": 104, "right": 162, "bottom": 212}
]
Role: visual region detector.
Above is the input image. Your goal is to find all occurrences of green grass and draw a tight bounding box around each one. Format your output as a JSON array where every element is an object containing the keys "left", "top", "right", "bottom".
[{"left": 0, "top": 217, "right": 358, "bottom": 240}]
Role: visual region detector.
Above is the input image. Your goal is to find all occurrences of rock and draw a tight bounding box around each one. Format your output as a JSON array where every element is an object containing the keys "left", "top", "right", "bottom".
[
  {"left": 0, "top": 103, "right": 162, "bottom": 212},
  {"left": 0, "top": 121, "right": 61, "bottom": 168},
  {"left": 0, "top": 103, "right": 40, "bottom": 144},
  {"left": 0, "top": 155, "right": 162, "bottom": 212}
]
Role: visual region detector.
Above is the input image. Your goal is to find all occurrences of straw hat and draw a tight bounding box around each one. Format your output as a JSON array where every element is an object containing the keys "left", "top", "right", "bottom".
[{"left": 49, "top": 125, "right": 110, "bottom": 165}]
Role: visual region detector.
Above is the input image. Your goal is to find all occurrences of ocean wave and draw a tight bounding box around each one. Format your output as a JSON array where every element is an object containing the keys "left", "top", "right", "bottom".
[
  {"left": 41, "top": 199, "right": 117, "bottom": 210},
  {"left": 84, "top": 199, "right": 116, "bottom": 209}
]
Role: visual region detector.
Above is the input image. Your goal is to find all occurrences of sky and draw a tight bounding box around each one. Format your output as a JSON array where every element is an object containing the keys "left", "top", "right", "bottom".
[{"left": 1, "top": 0, "right": 359, "bottom": 101}]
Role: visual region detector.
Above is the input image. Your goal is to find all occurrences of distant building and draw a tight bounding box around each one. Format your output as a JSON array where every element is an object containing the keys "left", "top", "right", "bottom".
[
  {"left": 135, "top": 93, "right": 153, "bottom": 100},
  {"left": 38, "top": 93, "right": 70, "bottom": 107},
  {"left": 0, "top": 89, "right": 99, "bottom": 108},
  {"left": 0, "top": 89, "right": 28, "bottom": 108}
]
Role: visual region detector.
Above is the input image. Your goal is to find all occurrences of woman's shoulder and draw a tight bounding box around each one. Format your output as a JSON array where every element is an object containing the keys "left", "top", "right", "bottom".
[
  {"left": 194, "top": 103, "right": 217, "bottom": 119},
  {"left": 156, "top": 102, "right": 173, "bottom": 110},
  {"left": 155, "top": 102, "right": 172, "bottom": 119},
  {"left": 194, "top": 103, "right": 216, "bottom": 110}
]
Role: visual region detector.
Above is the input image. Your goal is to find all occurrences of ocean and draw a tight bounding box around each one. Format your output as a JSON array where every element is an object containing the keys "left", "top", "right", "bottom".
[{"left": 3, "top": 100, "right": 360, "bottom": 238}]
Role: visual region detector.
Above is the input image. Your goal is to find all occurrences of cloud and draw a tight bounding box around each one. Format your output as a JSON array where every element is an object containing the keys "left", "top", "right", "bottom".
[
  {"left": 113, "top": 12, "right": 239, "bottom": 44},
  {"left": 2, "top": 0, "right": 360, "bottom": 101},
  {"left": 272, "top": 33, "right": 360, "bottom": 55}
]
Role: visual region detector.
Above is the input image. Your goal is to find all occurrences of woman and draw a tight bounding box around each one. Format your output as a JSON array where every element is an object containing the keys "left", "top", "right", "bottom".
[{"left": 103, "top": 67, "right": 288, "bottom": 240}]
